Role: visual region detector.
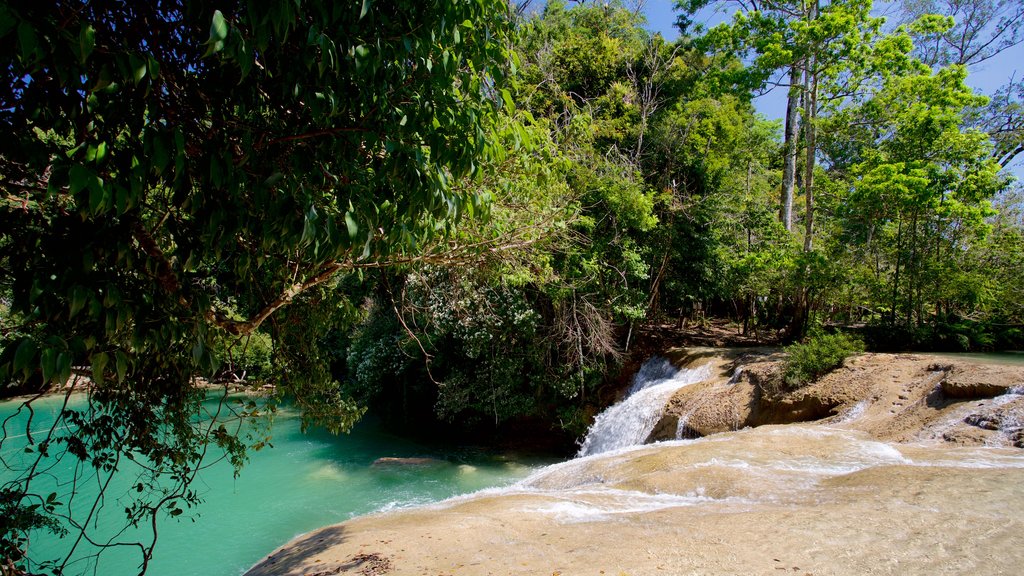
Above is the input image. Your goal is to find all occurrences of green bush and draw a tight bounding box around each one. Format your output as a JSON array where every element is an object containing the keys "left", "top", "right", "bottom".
[
  {"left": 782, "top": 331, "right": 865, "bottom": 390},
  {"left": 218, "top": 330, "right": 274, "bottom": 382}
]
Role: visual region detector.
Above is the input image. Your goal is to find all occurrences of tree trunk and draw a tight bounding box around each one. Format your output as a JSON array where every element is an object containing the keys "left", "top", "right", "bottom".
[
  {"left": 906, "top": 210, "right": 919, "bottom": 329},
  {"left": 802, "top": 66, "right": 818, "bottom": 252},
  {"left": 780, "top": 64, "right": 802, "bottom": 232},
  {"left": 890, "top": 215, "right": 904, "bottom": 325}
]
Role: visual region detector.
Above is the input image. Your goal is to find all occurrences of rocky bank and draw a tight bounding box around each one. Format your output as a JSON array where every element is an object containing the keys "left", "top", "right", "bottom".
[{"left": 654, "top": 349, "right": 1024, "bottom": 448}]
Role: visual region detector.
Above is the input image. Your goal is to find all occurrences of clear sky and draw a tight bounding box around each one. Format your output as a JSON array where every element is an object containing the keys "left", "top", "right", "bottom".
[{"left": 638, "top": 0, "right": 1024, "bottom": 179}]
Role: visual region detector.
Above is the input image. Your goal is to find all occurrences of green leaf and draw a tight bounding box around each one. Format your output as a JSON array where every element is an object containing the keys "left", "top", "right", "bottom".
[
  {"left": 79, "top": 24, "right": 96, "bottom": 64},
  {"left": 301, "top": 211, "right": 316, "bottom": 244},
  {"left": 344, "top": 211, "right": 358, "bottom": 239},
  {"left": 56, "top": 352, "right": 72, "bottom": 385},
  {"left": 91, "top": 65, "right": 113, "bottom": 92},
  {"left": 354, "top": 44, "right": 370, "bottom": 72},
  {"left": 204, "top": 10, "right": 228, "bottom": 57},
  {"left": 152, "top": 135, "right": 170, "bottom": 174},
  {"left": 360, "top": 0, "right": 372, "bottom": 20},
  {"left": 500, "top": 88, "right": 514, "bottom": 111},
  {"left": 69, "top": 164, "right": 96, "bottom": 196},
  {"left": 91, "top": 352, "right": 109, "bottom": 385},
  {"left": 360, "top": 235, "right": 372, "bottom": 260},
  {"left": 115, "top": 351, "right": 128, "bottom": 383},
  {"left": 85, "top": 142, "right": 109, "bottom": 165},
  {"left": 40, "top": 347, "right": 58, "bottom": 383},
  {"left": 129, "top": 54, "right": 147, "bottom": 84},
  {"left": 17, "top": 21, "right": 38, "bottom": 63},
  {"left": 210, "top": 10, "right": 228, "bottom": 42},
  {"left": 70, "top": 285, "right": 88, "bottom": 318},
  {"left": 89, "top": 180, "right": 107, "bottom": 215},
  {"left": 13, "top": 339, "right": 37, "bottom": 373},
  {"left": 263, "top": 172, "right": 284, "bottom": 187}
]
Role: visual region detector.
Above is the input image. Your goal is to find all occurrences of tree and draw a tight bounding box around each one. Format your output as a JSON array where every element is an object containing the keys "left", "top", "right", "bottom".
[
  {"left": 898, "top": 1, "right": 1024, "bottom": 171},
  {"left": 674, "top": 1, "right": 806, "bottom": 232},
  {"left": 0, "top": 0, "right": 515, "bottom": 572},
  {"left": 975, "top": 77, "right": 1024, "bottom": 170},
  {"left": 687, "top": 1, "right": 893, "bottom": 248},
  {"left": 517, "top": 0, "right": 659, "bottom": 353},
  {"left": 833, "top": 65, "right": 1008, "bottom": 331},
  {"left": 898, "top": 0, "right": 1024, "bottom": 68}
]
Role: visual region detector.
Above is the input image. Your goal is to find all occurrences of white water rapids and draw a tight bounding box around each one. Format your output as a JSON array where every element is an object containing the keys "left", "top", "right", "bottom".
[{"left": 577, "top": 357, "right": 712, "bottom": 456}]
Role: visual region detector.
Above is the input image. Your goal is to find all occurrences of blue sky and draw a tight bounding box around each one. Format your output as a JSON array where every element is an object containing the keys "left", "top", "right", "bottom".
[{"left": 638, "top": 0, "right": 1023, "bottom": 178}]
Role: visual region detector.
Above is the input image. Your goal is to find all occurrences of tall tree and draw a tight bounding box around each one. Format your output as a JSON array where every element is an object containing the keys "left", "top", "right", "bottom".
[
  {"left": 681, "top": 0, "right": 888, "bottom": 249},
  {"left": 675, "top": 1, "right": 807, "bottom": 230},
  {"left": 833, "top": 65, "right": 1008, "bottom": 329}
]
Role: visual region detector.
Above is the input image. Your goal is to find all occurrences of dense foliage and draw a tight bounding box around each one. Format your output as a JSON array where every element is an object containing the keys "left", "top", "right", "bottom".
[
  {"left": 0, "top": 0, "right": 515, "bottom": 572},
  {"left": 2, "top": 0, "right": 1023, "bottom": 573}
]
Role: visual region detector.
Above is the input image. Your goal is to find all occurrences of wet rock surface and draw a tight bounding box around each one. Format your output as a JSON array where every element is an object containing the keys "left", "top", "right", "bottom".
[{"left": 939, "top": 363, "right": 1024, "bottom": 398}]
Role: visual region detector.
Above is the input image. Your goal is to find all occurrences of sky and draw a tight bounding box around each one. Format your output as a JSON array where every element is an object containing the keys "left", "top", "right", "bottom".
[{"left": 637, "top": 0, "right": 1024, "bottom": 179}]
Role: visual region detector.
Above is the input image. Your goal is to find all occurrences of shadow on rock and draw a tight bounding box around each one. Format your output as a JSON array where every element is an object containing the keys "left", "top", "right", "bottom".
[{"left": 245, "top": 525, "right": 347, "bottom": 576}]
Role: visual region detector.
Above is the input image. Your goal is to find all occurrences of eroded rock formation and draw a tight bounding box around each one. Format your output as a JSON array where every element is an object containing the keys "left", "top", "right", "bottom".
[{"left": 651, "top": 352, "right": 1024, "bottom": 447}]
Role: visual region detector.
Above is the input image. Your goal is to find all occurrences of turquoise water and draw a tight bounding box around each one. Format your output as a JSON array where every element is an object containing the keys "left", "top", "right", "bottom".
[
  {"left": 923, "top": 351, "right": 1024, "bottom": 366},
  {"left": 0, "top": 392, "right": 549, "bottom": 576}
]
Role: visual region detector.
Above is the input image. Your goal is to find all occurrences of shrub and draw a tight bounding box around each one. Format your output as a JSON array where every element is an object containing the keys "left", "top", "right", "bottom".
[{"left": 782, "top": 331, "right": 865, "bottom": 389}]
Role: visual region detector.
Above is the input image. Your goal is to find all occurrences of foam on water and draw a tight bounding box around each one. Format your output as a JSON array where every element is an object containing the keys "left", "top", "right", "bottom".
[
  {"left": 836, "top": 400, "right": 870, "bottom": 423},
  {"left": 390, "top": 359, "right": 1024, "bottom": 542},
  {"left": 626, "top": 356, "right": 682, "bottom": 395},
  {"left": 578, "top": 358, "right": 712, "bottom": 456},
  {"left": 727, "top": 366, "right": 745, "bottom": 385},
  {"left": 523, "top": 488, "right": 730, "bottom": 523}
]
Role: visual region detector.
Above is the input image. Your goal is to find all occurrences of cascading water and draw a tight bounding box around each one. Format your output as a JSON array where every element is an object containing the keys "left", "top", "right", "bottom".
[{"left": 577, "top": 357, "right": 712, "bottom": 456}]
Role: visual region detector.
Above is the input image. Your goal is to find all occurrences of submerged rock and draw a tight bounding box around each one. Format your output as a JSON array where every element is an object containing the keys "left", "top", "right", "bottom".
[{"left": 371, "top": 457, "right": 447, "bottom": 468}]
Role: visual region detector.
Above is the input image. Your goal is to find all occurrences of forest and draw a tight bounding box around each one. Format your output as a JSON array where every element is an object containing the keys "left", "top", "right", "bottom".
[{"left": 1, "top": 0, "right": 1023, "bottom": 573}]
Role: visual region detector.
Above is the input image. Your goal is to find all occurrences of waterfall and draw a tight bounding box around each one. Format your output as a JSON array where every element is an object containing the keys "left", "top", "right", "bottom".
[{"left": 578, "top": 357, "right": 712, "bottom": 457}]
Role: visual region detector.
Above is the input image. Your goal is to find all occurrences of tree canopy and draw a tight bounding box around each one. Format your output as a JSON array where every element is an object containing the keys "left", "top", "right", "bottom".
[{"left": 1, "top": 0, "right": 515, "bottom": 572}]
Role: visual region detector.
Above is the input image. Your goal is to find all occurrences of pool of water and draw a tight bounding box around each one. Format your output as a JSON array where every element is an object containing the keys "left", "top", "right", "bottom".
[
  {"left": 921, "top": 351, "right": 1024, "bottom": 366},
  {"left": 0, "top": 392, "right": 550, "bottom": 576}
]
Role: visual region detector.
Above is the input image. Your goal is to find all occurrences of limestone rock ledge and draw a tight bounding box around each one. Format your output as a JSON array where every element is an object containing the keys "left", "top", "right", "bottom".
[{"left": 651, "top": 351, "right": 1024, "bottom": 447}]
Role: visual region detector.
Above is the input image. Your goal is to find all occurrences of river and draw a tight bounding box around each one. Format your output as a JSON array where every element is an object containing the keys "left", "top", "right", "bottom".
[
  {"left": 7, "top": 351, "right": 1024, "bottom": 576},
  {"left": 0, "top": 392, "right": 549, "bottom": 576},
  {"left": 242, "top": 352, "right": 1024, "bottom": 576}
]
